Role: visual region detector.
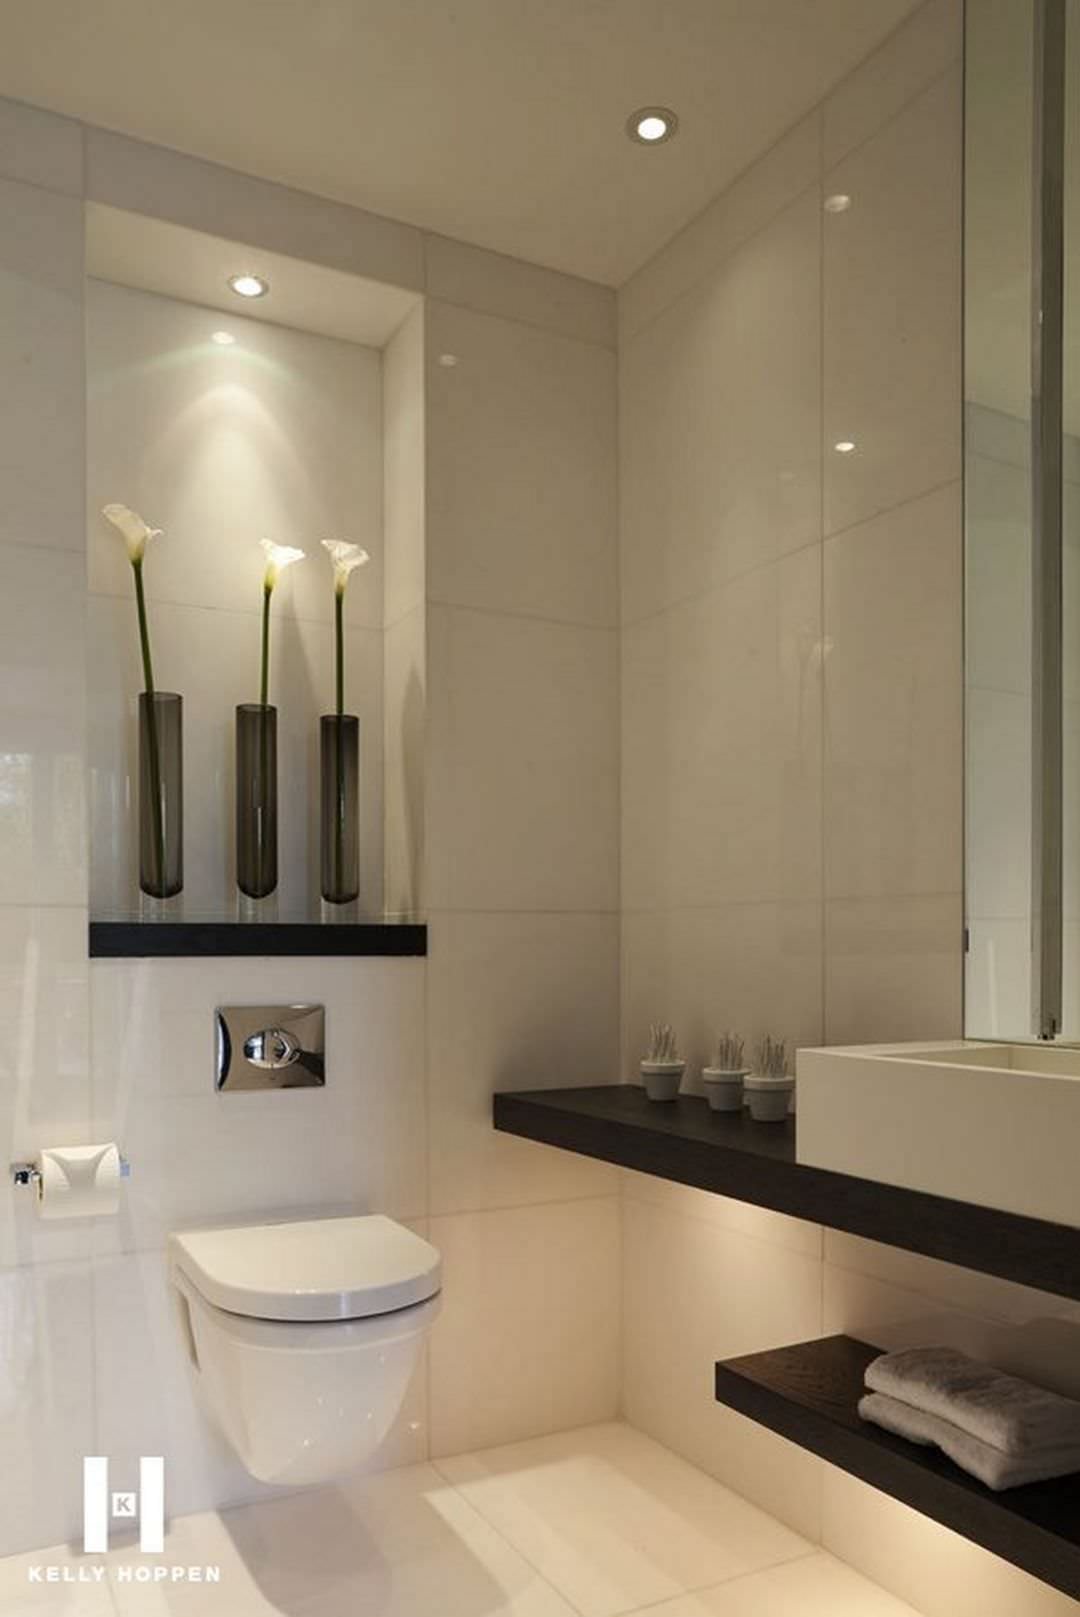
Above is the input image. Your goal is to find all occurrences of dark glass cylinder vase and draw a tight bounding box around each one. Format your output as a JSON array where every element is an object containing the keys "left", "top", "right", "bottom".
[
  {"left": 235, "top": 703, "right": 278, "bottom": 899},
  {"left": 138, "top": 691, "right": 183, "bottom": 899},
  {"left": 320, "top": 714, "right": 359, "bottom": 905}
]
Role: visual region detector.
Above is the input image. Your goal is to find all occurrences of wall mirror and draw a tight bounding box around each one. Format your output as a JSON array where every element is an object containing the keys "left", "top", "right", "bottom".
[{"left": 965, "top": 0, "right": 1080, "bottom": 1040}]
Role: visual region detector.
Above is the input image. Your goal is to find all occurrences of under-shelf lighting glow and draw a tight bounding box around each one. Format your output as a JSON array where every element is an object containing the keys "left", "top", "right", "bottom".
[
  {"left": 228, "top": 273, "right": 269, "bottom": 299},
  {"left": 627, "top": 107, "right": 678, "bottom": 145}
]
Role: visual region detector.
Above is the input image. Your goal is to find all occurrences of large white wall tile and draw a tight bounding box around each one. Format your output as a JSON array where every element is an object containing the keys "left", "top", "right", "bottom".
[
  {"left": 425, "top": 302, "right": 616, "bottom": 627},
  {"left": 428, "top": 1198, "right": 619, "bottom": 1457},
  {"left": 620, "top": 1172, "right": 821, "bottom": 1261},
  {"left": 822, "top": 0, "right": 962, "bottom": 170},
  {"left": 0, "top": 907, "right": 93, "bottom": 1269},
  {"left": 426, "top": 606, "right": 618, "bottom": 913},
  {"left": 824, "top": 895, "right": 961, "bottom": 1045},
  {"left": 824, "top": 482, "right": 962, "bottom": 901},
  {"left": 91, "top": 956, "right": 427, "bottom": 1253},
  {"left": 621, "top": 1194, "right": 822, "bottom": 1540},
  {"left": 426, "top": 911, "right": 618, "bottom": 1216},
  {"left": 383, "top": 305, "right": 426, "bottom": 628},
  {"left": 0, "top": 544, "right": 86, "bottom": 907},
  {"left": 88, "top": 595, "right": 383, "bottom": 917},
  {"left": 384, "top": 606, "right": 425, "bottom": 919},
  {"left": 823, "top": 69, "right": 962, "bottom": 534},
  {"left": 87, "top": 280, "right": 384, "bottom": 629},
  {"left": 620, "top": 192, "right": 820, "bottom": 626},
  {"left": 0, "top": 179, "right": 84, "bottom": 554},
  {"left": 0, "top": 96, "right": 83, "bottom": 196},
  {"left": 0, "top": 1261, "right": 94, "bottom": 1556}
]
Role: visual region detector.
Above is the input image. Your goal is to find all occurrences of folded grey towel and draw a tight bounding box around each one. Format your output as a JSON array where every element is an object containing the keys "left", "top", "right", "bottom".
[
  {"left": 864, "top": 1346, "right": 1080, "bottom": 1456},
  {"left": 858, "top": 1392, "right": 1080, "bottom": 1490}
]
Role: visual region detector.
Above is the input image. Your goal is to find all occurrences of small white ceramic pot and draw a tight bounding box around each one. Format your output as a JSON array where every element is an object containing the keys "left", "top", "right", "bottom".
[
  {"left": 745, "top": 1073, "right": 795, "bottom": 1122},
  {"left": 640, "top": 1061, "right": 685, "bottom": 1101},
  {"left": 701, "top": 1067, "right": 749, "bottom": 1112}
]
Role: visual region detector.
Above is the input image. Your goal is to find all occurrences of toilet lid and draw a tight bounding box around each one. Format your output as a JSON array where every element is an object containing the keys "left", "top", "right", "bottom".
[{"left": 169, "top": 1214, "right": 441, "bottom": 1323}]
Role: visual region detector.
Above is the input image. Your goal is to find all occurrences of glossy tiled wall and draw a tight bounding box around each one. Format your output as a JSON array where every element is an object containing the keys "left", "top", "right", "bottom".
[{"left": 617, "top": 2, "right": 1079, "bottom": 1612}]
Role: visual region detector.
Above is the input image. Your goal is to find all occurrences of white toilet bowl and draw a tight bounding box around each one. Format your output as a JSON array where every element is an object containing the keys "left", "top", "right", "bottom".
[{"left": 169, "top": 1214, "right": 441, "bottom": 1485}]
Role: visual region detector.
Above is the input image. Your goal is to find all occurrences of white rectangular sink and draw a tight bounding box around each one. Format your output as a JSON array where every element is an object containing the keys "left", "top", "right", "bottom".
[{"left": 796, "top": 1040, "right": 1080, "bottom": 1229}]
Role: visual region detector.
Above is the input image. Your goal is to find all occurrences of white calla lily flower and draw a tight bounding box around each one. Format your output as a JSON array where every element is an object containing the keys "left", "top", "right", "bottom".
[
  {"left": 103, "top": 503, "right": 162, "bottom": 564},
  {"left": 260, "top": 539, "right": 305, "bottom": 591},
  {"left": 321, "top": 539, "right": 370, "bottom": 597}
]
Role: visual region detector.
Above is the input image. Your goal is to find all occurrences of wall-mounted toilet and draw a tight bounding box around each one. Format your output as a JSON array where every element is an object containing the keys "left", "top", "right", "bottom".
[{"left": 169, "top": 1214, "right": 441, "bottom": 1485}]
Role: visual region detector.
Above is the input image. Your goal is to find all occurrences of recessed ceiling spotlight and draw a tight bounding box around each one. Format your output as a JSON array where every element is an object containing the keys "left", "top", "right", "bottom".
[
  {"left": 228, "top": 272, "right": 269, "bottom": 299},
  {"left": 834, "top": 440, "right": 857, "bottom": 454},
  {"left": 211, "top": 330, "right": 236, "bottom": 346},
  {"left": 824, "top": 193, "right": 852, "bottom": 214},
  {"left": 627, "top": 107, "right": 678, "bottom": 145}
]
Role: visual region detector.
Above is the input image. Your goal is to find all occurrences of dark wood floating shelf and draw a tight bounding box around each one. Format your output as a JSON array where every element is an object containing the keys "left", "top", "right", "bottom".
[
  {"left": 715, "top": 1335, "right": 1080, "bottom": 1601},
  {"left": 89, "top": 920, "right": 427, "bottom": 959},
  {"left": 492, "top": 1085, "right": 1080, "bottom": 1304}
]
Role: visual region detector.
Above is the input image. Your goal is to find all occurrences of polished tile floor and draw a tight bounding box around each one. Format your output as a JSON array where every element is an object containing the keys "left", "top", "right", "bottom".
[{"left": 0, "top": 1423, "right": 919, "bottom": 1616}]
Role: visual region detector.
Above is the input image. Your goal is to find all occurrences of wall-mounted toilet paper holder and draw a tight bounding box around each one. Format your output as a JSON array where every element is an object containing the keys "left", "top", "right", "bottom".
[{"left": 10, "top": 1156, "right": 131, "bottom": 1187}]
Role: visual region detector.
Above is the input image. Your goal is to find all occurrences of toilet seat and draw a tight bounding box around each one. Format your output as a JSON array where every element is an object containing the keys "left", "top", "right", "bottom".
[{"left": 169, "top": 1213, "right": 441, "bottom": 1323}]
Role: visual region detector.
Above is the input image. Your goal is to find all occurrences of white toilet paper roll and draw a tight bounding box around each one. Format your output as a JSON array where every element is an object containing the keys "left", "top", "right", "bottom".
[{"left": 36, "top": 1143, "right": 121, "bottom": 1219}]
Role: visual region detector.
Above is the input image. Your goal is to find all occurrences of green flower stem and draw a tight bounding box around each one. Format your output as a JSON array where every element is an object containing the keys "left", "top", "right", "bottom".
[
  {"left": 260, "top": 583, "right": 272, "bottom": 709},
  {"left": 334, "top": 588, "right": 345, "bottom": 719},
  {"left": 132, "top": 558, "right": 155, "bottom": 696}
]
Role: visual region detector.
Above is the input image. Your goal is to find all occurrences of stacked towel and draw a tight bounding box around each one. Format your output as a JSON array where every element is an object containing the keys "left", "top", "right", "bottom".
[{"left": 858, "top": 1346, "right": 1080, "bottom": 1491}]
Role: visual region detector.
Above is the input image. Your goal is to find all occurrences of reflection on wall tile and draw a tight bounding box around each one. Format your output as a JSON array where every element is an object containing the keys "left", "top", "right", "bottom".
[
  {"left": 428, "top": 1198, "right": 619, "bottom": 1457},
  {"left": 620, "top": 192, "right": 820, "bottom": 626},
  {"left": 426, "top": 607, "right": 618, "bottom": 913},
  {"left": 0, "top": 544, "right": 86, "bottom": 907},
  {"left": 824, "top": 69, "right": 961, "bottom": 535},
  {"left": 824, "top": 482, "right": 962, "bottom": 901},
  {"left": 621, "top": 1194, "right": 822, "bottom": 1540},
  {"left": 426, "top": 911, "right": 618, "bottom": 1216},
  {"left": 966, "top": 918, "right": 1030, "bottom": 1041},
  {"left": 0, "top": 179, "right": 84, "bottom": 554},
  {"left": 426, "top": 301, "right": 617, "bottom": 627},
  {"left": 0, "top": 1260, "right": 94, "bottom": 1556},
  {"left": 383, "top": 305, "right": 426, "bottom": 628}
]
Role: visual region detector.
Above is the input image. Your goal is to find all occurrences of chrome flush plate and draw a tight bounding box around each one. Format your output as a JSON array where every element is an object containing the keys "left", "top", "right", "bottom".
[{"left": 215, "top": 1004, "right": 325, "bottom": 1091}]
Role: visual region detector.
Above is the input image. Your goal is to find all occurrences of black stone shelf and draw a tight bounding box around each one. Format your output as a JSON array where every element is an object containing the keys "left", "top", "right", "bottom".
[
  {"left": 715, "top": 1335, "right": 1080, "bottom": 1601},
  {"left": 492, "top": 1085, "right": 1080, "bottom": 1303},
  {"left": 89, "top": 920, "right": 427, "bottom": 958}
]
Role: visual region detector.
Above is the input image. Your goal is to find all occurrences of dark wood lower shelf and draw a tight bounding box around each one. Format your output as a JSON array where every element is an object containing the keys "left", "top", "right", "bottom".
[
  {"left": 89, "top": 920, "right": 427, "bottom": 958},
  {"left": 715, "top": 1335, "right": 1080, "bottom": 1601},
  {"left": 492, "top": 1085, "right": 1080, "bottom": 1303}
]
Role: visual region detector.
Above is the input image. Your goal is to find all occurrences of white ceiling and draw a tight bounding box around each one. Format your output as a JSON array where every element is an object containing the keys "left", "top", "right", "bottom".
[
  {"left": 2, "top": 0, "right": 921, "bottom": 286},
  {"left": 86, "top": 205, "right": 420, "bottom": 347}
]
